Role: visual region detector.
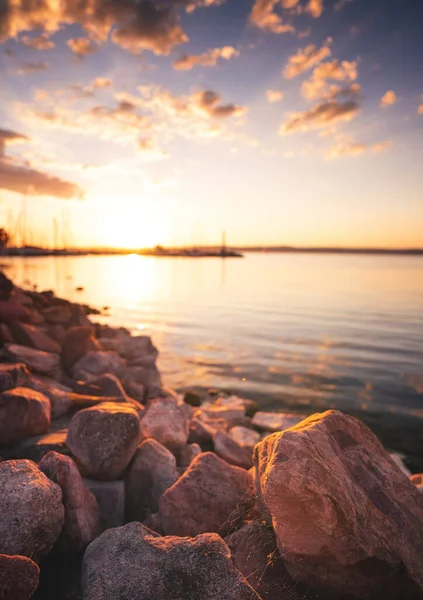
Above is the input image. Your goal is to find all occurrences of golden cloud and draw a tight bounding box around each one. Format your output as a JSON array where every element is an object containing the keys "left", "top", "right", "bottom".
[
  {"left": 250, "top": 0, "right": 295, "bottom": 34},
  {"left": 283, "top": 38, "right": 332, "bottom": 78},
  {"left": 301, "top": 59, "right": 358, "bottom": 99},
  {"left": 21, "top": 33, "right": 54, "bottom": 50},
  {"left": 380, "top": 90, "right": 397, "bottom": 108},
  {"left": 67, "top": 38, "right": 97, "bottom": 57},
  {"left": 325, "top": 139, "right": 392, "bottom": 160},
  {"left": 266, "top": 90, "right": 284, "bottom": 103},
  {"left": 281, "top": 99, "right": 360, "bottom": 134},
  {"left": 305, "top": 0, "right": 324, "bottom": 18},
  {"left": 173, "top": 46, "right": 239, "bottom": 71}
]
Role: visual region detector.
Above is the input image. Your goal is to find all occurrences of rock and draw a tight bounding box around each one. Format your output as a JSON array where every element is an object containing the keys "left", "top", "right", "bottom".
[
  {"left": 188, "top": 416, "right": 215, "bottom": 447},
  {"left": 41, "top": 305, "right": 72, "bottom": 325},
  {"left": 179, "top": 443, "right": 202, "bottom": 467},
  {"left": 118, "top": 335, "right": 159, "bottom": 365},
  {"left": 0, "top": 459, "right": 64, "bottom": 562},
  {"left": 82, "top": 522, "right": 261, "bottom": 600},
  {"left": 389, "top": 452, "right": 412, "bottom": 478},
  {"left": 200, "top": 402, "right": 246, "bottom": 422},
  {"left": 253, "top": 410, "right": 423, "bottom": 598},
  {"left": 0, "top": 272, "right": 14, "bottom": 300},
  {"left": 119, "top": 364, "right": 161, "bottom": 397},
  {"left": 71, "top": 351, "right": 125, "bottom": 381},
  {"left": 213, "top": 430, "right": 253, "bottom": 469},
  {"left": 47, "top": 324, "right": 66, "bottom": 345},
  {"left": 183, "top": 389, "right": 202, "bottom": 407},
  {"left": 0, "top": 362, "right": 29, "bottom": 392},
  {"left": 26, "top": 376, "right": 74, "bottom": 418},
  {"left": 229, "top": 426, "right": 261, "bottom": 452},
  {"left": 83, "top": 479, "right": 125, "bottom": 529},
  {"left": 125, "top": 438, "right": 178, "bottom": 522},
  {"left": 74, "top": 374, "right": 143, "bottom": 412},
  {"left": 0, "top": 387, "right": 51, "bottom": 444},
  {"left": 0, "top": 299, "right": 30, "bottom": 324},
  {"left": 61, "top": 326, "right": 101, "bottom": 372},
  {"left": 140, "top": 395, "right": 190, "bottom": 453},
  {"left": 0, "top": 323, "right": 15, "bottom": 344},
  {"left": 10, "top": 322, "right": 61, "bottom": 354},
  {"left": 4, "top": 344, "right": 60, "bottom": 377},
  {"left": 411, "top": 474, "right": 423, "bottom": 492},
  {"left": 252, "top": 411, "right": 304, "bottom": 432},
  {"left": 0, "top": 554, "right": 40, "bottom": 600},
  {"left": 120, "top": 379, "right": 146, "bottom": 404},
  {"left": 0, "top": 430, "right": 68, "bottom": 463},
  {"left": 226, "top": 520, "right": 300, "bottom": 600},
  {"left": 39, "top": 451, "right": 102, "bottom": 552},
  {"left": 66, "top": 402, "right": 141, "bottom": 480},
  {"left": 159, "top": 451, "right": 254, "bottom": 537},
  {"left": 142, "top": 512, "right": 163, "bottom": 535}
]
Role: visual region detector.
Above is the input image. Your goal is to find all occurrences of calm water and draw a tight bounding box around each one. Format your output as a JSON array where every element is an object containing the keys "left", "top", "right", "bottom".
[{"left": 2, "top": 253, "right": 423, "bottom": 461}]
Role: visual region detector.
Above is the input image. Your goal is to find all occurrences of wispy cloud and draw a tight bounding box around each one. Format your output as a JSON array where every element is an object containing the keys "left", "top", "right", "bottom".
[
  {"left": 67, "top": 38, "right": 97, "bottom": 58},
  {"left": 266, "top": 90, "right": 284, "bottom": 103},
  {"left": 21, "top": 33, "right": 54, "bottom": 50},
  {"left": 325, "top": 139, "right": 392, "bottom": 159},
  {"left": 283, "top": 38, "right": 332, "bottom": 78},
  {"left": 173, "top": 46, "right": 239, "bottom": 71},
  {"left": 17, "top": 61, "right": 49, "bottom": 74},
  {"left": 281, "top": 99, "right": 360, "bottom": 134},
  {"left": 250, "top": 0, "right": 295, "bottom": 34},
  {"left": 301, "top": 59, "right": 358, "bottom": 99}
]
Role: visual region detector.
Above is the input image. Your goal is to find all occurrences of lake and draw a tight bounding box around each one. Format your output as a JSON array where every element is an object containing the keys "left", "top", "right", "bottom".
[{"left": 2, "top": 253, "right": 423, "bottom": 467}]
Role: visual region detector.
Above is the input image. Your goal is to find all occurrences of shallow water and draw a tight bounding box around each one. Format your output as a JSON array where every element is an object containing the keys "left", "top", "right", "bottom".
[{"left": 3, "top": 253, "right": 423, "bottom": 463}]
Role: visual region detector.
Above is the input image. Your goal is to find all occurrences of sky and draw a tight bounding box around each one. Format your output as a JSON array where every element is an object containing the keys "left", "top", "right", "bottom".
[{"left": 0, "top": 0, "right": 422, "bottom": 250}]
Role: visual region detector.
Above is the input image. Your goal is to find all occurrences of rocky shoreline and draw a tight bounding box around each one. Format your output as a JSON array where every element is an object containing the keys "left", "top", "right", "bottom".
[{"left": 0, "top": 271, "right": 423, "bottom": 600}]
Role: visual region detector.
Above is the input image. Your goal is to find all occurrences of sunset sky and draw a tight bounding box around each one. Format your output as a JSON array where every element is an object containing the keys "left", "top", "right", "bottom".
[{"left": 0, "top": 0, "right": 422, "bottom": 249}]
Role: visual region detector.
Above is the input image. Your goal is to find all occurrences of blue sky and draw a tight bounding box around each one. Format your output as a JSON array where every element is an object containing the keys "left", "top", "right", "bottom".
[{"left": 0, "top": 0, "right": 422, "bottom": 249}]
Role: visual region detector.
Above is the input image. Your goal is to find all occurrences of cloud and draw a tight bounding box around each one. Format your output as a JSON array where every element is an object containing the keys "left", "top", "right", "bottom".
[
  {"left": 250, "top": 0, "right": 295, "bottom": 34},
  {"left": 21, "top": 33, "right": 54, "bottom": 50},
  {"left": 305, "top": 0, "right": 324, "bottom": 18},
  {"left": 173, "top": 46, "right": 239, "bottom": 71},
  {"left": 301, "top": 59, "right": 358, "bottom": 99},
  {"left": 325, "top": 139, "right": 392, "bottom": 160},
  {"left": 92, "top": 77, "right": 112, "bottom": 89},
  {"left": 17, "top": 61, "right": 48, "bottom": 74},
  {"left": 0, "top": 128, "right": 83, "bottom": 199},
  {"left": 334, "top": 0, "right": 354, "bottom": 11},
  {"left": 0, "top": 0, "right": 189, "bottom": 57},
  {"left": 281, "top": 99, "right": 360, "bottom": 134},
  {"left": 283, "top": 39, "right": 332, "bottom": 78},
  {"left": 67, "top": 37, "right": 97, "bottom": 57},
  {"left": 380, "top": 90, "right": 397, "bottom": 108},
  {"left": 266, "top": 90, "right": 284, "bottom": 103},
  {"left": 194, "top": 90, "right": 246, "bottom": 118}
]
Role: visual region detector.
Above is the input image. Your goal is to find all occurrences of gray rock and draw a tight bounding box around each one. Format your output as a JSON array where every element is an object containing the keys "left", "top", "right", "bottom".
[
  {"left": 4, "top": 344, "right": 60, "bottom": 378},
  {"left": 159, "top": 452, "right": 255, "bottom": 537},
  {"left": 83, "top": 479, "right": 125, "bottom": 529},
  {"left": 125, "top": 438, "right": 178, "bottom": 522},
  {"left": 140, "top": 396, "right": 190, "bottom": 453},
  {"left": 66, "top": 402, "right": 141, "bottom": 480},
  {"left": 0, "top": 387, "right": 51, "bottom": 444},
  {"left": 39, "top": 451, "right": 102, "bottom": 552},
  {"left": 82, "top": 522, "right": 261, "bottom": 600},
  {"left": 0, "top": 459, "right": 64, "bottom": 563}
]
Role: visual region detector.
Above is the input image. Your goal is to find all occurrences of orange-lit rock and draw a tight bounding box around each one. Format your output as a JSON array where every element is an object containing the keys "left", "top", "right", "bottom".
[{"left": 0, "top": 387, "right": 50, "bottom": 444}]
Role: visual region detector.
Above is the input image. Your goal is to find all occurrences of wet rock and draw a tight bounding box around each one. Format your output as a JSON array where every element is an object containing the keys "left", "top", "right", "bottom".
[
  {"left": 41, "top": 305, "right": 72, "bottom": 325},
  {"left": 0, "top": 459, "right": 64, "bottom": 562},
  {"left": 0, "top": 387, "right": 50, "bottom": 444},
  {"left": 66, "top": 402, "right": 141, "bottom": 480},
  {"left": 213, "top": 430, "right": 253, "bottom": 469},
  {"left": 0, "top": 299, "right": 30, "bottom": 324},
  {"left": 125, "top": 438, "right": 178, "bottom": 522},
  {"left": 0, "top": 554, "right": 40, "bottom": 600},
  {"left": 83, "top": 479, "right": 125, "bottom": 530},
  {"left": 159, "top": 451, "right": 254, "bottom": 537},
  {"left": 140, "top": 395, "right": 190, "bottom": 452},
  {"left": 226, "top": 520, "right": 300, "bottom": 600},
  {"left": 61, "top": 326, "right": 101, "bottom": 372},
  {"left": 253, "top": 410, "right": 423, "bottom": 598},
  {"left": 178, "top": 443, "right": 202, "bottom": 467},
  {"left": 0, "top": 362, "right": 29, "bottom": 392},
  {"left": 10, "top": 322, "right": 61, "bottom": 354},
  {"left": 252, "top": 411, "right": 304, "bottom": 432},
  {"left": 39, "top": 451, "right": 102, "bottom": 552},
  {"left": 82, "top": 522, "right": 261, "bottom": 600},
  {"left": 229, "top": 426, "right": 261, "bottom": 452},
  {"left": 4, "top": 344, "right": 60, "bottom": 377},
  {"left": 71, "top": 351, "right": 125, "bottom": 381}
]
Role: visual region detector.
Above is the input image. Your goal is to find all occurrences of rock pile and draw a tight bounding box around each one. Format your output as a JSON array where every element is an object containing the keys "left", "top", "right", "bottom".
[{"left": 0, "top": 271, "right": 423, "bottom": 600}]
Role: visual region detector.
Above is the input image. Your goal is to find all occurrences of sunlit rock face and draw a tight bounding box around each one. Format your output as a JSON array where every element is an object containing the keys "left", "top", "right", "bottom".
[
  {"left": 0, "top": 386, "right": 50, "bottom": 444},
  {"left": 0, "top": 554, "right": 40, "bottom": 600},
  {"left": 82, "top": 522, "right": 261, "bottom": 600},
  {"left": 254, "top": 410, "right": 423, "bottom": 599}
]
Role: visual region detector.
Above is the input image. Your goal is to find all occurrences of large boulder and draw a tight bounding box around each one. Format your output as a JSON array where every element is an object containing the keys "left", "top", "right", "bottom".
[
  {"left": 39, "top": 451, "right": 102, "bottom": 552},
  {"left": 66, "top": 402, "right": 141, "bottom": 480},
  {"left": 4, "top": 344, "right": 60, "bottom": 377},
  {"left": 84, "top": 479, "right": 125, "bottom": 529},
  {"left": 82, "top": 522, "right": 261, "bottom": 600},
  {"left": 71, "top": 351, "right": 125, "bottom": 381},
  {"left": 0, "top": 554, "right": 40, "bottom": 600},
  {"left": 0, "top": 387, "right": 50, "bottom": 444},
  {"left": 0, "top": 363, "right": 29, "bottom": 392},
  {"left": 254, "top": 410, "right": 423, "bottom": 598},
  {"left": 159, "top": 452, "right": 254, "bottom": 537},
  {"left": 125, "top": 438, "right": 178, "bottom": 522},
  {"left": 9, "top": 322, "right": 61, "bottom": 354},
  {"left": 61, "top": 326, "right": 101, "bottom": 372},
  {"left": 213, "top": 430, "right": 253, "bottom": 469},
  {"left": 226, "top": 520, "right": 300, "bottom": 600},
  {"left": 140, "top": 396, "right": 190, "bottom": 453},
  {"left": 0, "top": 460, "right": 64, "bottom": 563}
]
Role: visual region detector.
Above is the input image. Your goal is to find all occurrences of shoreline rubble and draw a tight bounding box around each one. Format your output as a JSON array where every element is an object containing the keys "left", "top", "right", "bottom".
[{"left": 0, "top": 271, "right": 422, "bottom": 600}]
